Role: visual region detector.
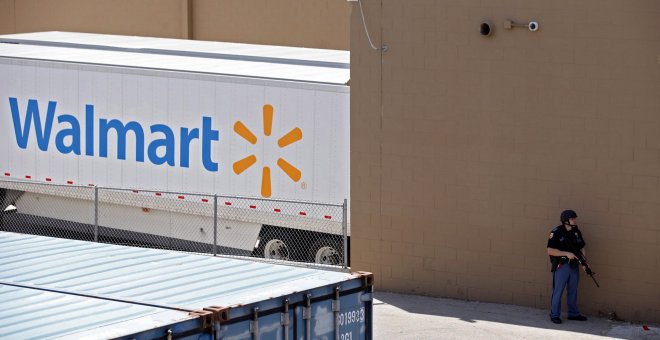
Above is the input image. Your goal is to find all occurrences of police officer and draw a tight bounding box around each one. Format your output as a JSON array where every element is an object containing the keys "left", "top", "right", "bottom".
[{"left": 547, "top": 210, "right": 588, "bottom": 324}]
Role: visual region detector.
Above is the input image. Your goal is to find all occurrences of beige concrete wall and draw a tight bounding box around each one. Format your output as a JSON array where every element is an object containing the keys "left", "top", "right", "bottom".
[
  {"left": 193, "top": 0, "right": 350, "bottom": 50},
  {"left": 0, "top": 0, "right": 16, "bottom": 34},
  {"left": 0, "top": 0, "right": 350, "bottom": 49},
  {"left": 1, "top": 0, "right": 189, "bottom": 38},
  {"left": 350, "top": 0, "right": 660, "bottom": 322}
]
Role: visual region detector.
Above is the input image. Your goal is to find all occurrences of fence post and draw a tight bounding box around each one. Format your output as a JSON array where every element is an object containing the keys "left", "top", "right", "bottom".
[
  {"left": 94, "top": 186, "right": 99, "bottom": 242},
  {"left": 342, "top": 198, "right": 348, "bottom": 269},
  {"left": 213, "top": 194, "right": 218, "bottom": 256}
]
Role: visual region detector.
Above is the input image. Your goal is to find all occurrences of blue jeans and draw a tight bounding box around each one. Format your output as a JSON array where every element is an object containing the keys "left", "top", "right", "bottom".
[{"left": 550, "top": 262, "right": 580, "bottom": 318}]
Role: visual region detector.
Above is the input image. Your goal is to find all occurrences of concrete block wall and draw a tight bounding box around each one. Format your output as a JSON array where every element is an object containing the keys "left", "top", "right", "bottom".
[
  {"left": 350, "top": 0, "right": 660, "bottom": 322},
  {"left": 0, "top": 0, "right": 190, "bottom": 39},
  {"left": 192, "top": 0, "right": 350, "bottom": 50},
  {"left": 0, "top": 0, "right": 350, "bottom": 50}
]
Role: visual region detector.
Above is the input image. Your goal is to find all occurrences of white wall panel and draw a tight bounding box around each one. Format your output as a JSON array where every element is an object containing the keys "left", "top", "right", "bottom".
[
  {"left": 105, "top": 71, "right": 123, "bottom": 188},
  {"left": 181, "top": 77, "right": 202, "bottom": 194},
  {"left": 165, "top": 76, "right": 184, "bottom": 193},
  {"left": 77, "top": 69, "right": 94, "bottom": 186},
  {"left": 196, "top": 79, "right": 217, "bottom": 195},
  {"left": 0, "top": 64, "right": 11, "bottom": 177},
  {"left": 120, "top": 72, "right": 139, "bottom": 189},
  {"left": 19, "top": 64, "right": 38, "bottom": 180},
  {"left": 214, "top": 81, "right": 233, "bottom": 195},
  {"left": 91, "top": 71, "right": 110, "bottom": 187},
  {"left": 149, "top": 76, "right": 170, "bottom": 191}
]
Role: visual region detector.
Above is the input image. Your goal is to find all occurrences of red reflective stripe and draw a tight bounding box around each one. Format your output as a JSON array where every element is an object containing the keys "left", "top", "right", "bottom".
[
  {"left": 178, "top": 195, "right": 185, "bottom": 199},
  {"left": 225, "top": 202, "right": 232, "bottom": 206},
  {"left": 299, "top": 212, "right": 307, "bottom": 216},
  {"left": 274, "top": 208, "right": 281, "bottom": 212},
  {"left": 324, "top": 215, "right": 332, "bottom": 219},
  {"left": 155, "top": 192, "right": 162, "bottom": 196},
  {"left": 45, "top": 178, "right": 52, "bottom": 182},
  {"left": 67, "top": 180, "right": 73, "bottom": 184},
  {"left": 201, "top": 198, "right": 209, "bottom": 203},
  {"left": 4, "top": 172, "right": 10, "bottom": 176},
  {"left": 249, "top": 205, "right": 256, "bottom": 209},
  {"left": 132, "top": 189, "right": 139, "bottom": 193},
  {"left": 25, "top": 175, "right": 31, "bottom": 179}
]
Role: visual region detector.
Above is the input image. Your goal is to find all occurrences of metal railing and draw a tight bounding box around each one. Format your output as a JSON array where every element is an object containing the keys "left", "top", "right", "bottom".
[{"left": 0, "top": 178, "right": 348, "bottom": 269}]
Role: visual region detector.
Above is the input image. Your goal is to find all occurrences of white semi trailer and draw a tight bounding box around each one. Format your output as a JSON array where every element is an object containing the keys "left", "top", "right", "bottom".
[{"left": 0, "top": 32, "right": 350, "bottom": 265}]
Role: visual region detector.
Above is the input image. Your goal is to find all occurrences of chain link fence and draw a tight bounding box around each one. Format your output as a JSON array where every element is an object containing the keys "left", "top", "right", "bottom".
[{"left": 0, "top": 178, "right": 348, "bottom": 269}]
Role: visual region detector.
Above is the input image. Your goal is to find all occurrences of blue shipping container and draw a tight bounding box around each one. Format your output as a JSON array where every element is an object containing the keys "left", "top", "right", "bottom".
[{"left": 0, "top": 231, "right": 373, "bottom": 339}]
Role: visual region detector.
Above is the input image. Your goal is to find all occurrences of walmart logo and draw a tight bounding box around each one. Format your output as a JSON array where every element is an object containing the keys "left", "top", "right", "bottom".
[
  {"left": 232, "top": 104, "right": 302, "bottom": 198},
  {"left": 6, "top": 98, "right": 303, "bottom": 198}
]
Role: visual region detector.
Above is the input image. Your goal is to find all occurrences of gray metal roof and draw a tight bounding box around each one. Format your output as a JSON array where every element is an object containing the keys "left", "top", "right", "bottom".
[
  {"left": 0, "top": 231, "right": 356, "bottom": 339},
  {"left": 0, "top": 31, "right": 350, "bottom": 85},
  {"left": 0, "top": 284, "right": 191, "bottom": 339}
]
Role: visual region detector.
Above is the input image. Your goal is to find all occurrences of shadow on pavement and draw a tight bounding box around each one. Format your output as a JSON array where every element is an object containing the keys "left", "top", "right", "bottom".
[{"left": 373, "top": 291, "right": 660, "bottom": 340}]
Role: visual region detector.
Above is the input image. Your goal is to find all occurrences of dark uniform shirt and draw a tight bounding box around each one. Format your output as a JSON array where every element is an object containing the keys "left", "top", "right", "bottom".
[{"left": 547, "top": 225, "right": 586, "bottom": 252}]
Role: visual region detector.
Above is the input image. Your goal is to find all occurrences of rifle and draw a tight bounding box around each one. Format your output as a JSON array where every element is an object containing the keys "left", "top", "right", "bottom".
[{"left": 564, "top": 232, "right": 600, "bottom": 287}]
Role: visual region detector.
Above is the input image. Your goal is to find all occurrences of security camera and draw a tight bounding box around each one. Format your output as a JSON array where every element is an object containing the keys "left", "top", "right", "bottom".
[{"left": 528, "top": 21, "right": 539, "bottom": 32}]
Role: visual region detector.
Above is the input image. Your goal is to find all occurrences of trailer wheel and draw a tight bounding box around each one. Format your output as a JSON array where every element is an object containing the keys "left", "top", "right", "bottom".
[
  {"left": 310, "top": 237, "right": 343, "bottom": 266},
  {"left": 263, "top": 238, "right": 291, "bottom": 261},
  {"left": 253, "top": 228, "right": 294, "bottom": 261}
]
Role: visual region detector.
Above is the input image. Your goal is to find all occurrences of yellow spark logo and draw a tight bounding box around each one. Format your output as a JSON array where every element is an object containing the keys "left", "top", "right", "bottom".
[{"left": 233, "top": 104, "right": 302, "bottom": 198}]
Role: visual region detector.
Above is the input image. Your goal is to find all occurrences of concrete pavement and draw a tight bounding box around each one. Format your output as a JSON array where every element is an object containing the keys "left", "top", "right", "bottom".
[{"left": 373, "top": 291, "right": 660, "bottom": 339}]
